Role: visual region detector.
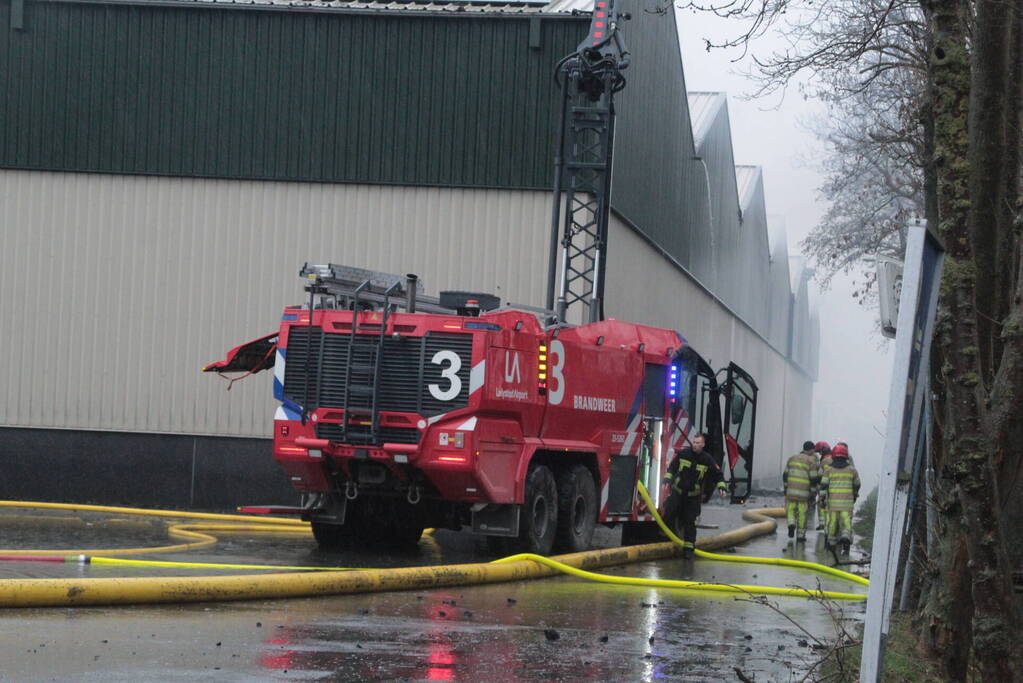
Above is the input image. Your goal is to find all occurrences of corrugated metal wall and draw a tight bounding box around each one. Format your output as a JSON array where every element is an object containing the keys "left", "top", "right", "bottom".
[
  {"left": 610, "top": 0, "right": 704, "bottom": 270},
  {"left": 0, "top": 0, "right": 819, "bottom": 486},
  {"left": 1, "top": 169, "right": 813, "bottom": 482},
  {"left": 609, "top": 4, "right": 816, "bottom": 375},
  {"left": 0, "top": 1, "right": 582, "bottom": 188},
  {"left": 0, "top": 170, "right": 551, "bottom": 438},
  {"left": 0, "top": 0, "right": 815, "bottom": 372}
]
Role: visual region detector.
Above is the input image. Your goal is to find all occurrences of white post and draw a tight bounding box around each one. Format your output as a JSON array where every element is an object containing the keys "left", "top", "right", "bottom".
[{"left": 860, "top": 220, "right": 944, "bottom": 681}]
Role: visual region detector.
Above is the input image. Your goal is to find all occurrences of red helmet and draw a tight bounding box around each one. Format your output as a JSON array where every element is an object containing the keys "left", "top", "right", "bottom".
[
  {"left": 832, "top": 443, "right": 849, "bottom": 457},
  {"left": 814, "top": 441, "right": 830, "bottom": 453}
]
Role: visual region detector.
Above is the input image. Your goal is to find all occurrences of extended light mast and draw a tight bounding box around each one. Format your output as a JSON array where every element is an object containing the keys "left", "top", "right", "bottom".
[{"left": 545, "top": 0, "right": 630, "bottom": 324}]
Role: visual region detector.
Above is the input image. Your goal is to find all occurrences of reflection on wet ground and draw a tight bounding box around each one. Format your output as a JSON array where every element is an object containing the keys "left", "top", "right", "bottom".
[{"left": 0, "top": 498, "right": 865, "bottom": 681}]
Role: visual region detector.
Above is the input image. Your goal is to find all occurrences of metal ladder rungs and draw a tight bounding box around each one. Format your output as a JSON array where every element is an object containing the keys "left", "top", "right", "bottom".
[
  {"left": 349, "top": 363, "right": 377, "bottom": 373},
  {"left": 345, "top": 407, "right": 373, "bottom": 416}
]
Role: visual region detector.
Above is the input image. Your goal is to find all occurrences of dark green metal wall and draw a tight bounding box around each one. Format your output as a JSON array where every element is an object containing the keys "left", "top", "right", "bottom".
[
  {"left": 0, "top": 0, "right": 584, "bottom": 188},
  {"left": 610, "top": 0, "right": 702, "bottom": 271}
]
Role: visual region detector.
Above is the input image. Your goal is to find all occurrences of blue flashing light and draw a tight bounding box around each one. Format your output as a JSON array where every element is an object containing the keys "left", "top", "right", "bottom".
[{"left": 668, "top": 364, "right": 680, "bottom": 397}]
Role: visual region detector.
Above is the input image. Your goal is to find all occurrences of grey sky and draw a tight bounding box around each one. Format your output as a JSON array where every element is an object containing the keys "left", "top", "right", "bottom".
[{"left": 674, "top": 8, "right": 895, "bottom": 488}]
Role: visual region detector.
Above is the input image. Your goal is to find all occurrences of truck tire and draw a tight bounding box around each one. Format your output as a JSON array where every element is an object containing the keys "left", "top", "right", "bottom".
[
  {"left": 554, "top": 464, "right": 597, "bottom": 553},
  {"left": 514, "top": 464, "right": 558, "bottom": 555},
  {"left": 310, "top": 520, "right": 357, "bottom": 550}
]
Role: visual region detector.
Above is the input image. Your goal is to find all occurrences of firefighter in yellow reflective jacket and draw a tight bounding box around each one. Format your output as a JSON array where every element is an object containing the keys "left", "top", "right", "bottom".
[
  {"left": 818, "top": 441, "right": 854, "bottom": 535},
  {"left": 821, "top": 443, "right": 861, "bottom": 554},
  {"left": 663, "top": 433, "right": 726, "bottom": 559},
  {"left": 783, "top": 441, "right": 822, "bottom": 542}
]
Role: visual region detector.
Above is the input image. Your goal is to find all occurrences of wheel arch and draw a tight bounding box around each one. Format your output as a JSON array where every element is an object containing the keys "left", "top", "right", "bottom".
[{"left": 519, "top": 450, "right": 600, "bottom": 501}]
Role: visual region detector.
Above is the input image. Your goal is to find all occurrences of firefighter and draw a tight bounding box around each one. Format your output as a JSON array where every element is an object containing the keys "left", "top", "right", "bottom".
[
  {"left": 820, "top": 443, "right": 860, "bottom": 554},
  {"left": 663, "top": 433, "right": 727, "bottom": 559},
  {"left": 782, "top": 441, "right": 821, "bottom": 542}
]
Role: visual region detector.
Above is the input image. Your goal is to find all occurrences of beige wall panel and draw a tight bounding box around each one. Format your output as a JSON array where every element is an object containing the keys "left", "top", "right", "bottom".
[
  {"left": 0, "top": 171, "right": 552, "bottom": 438},
  {"left": 1, "top": 170, "right": 813, "bottom": 486}
]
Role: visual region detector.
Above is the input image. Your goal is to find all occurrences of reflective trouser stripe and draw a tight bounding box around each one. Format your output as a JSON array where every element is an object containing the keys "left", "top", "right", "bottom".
[
  {"left": 828, "top": 510, "right": 853, "bottom": 542},
  {"left": 786, "top": 500, "right": 808, "bottom": 537}
]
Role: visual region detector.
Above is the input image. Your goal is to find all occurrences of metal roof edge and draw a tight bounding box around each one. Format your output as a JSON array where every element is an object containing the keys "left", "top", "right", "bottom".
[{"left": 33, "top": 0, "right": 587, "bottom": 17}]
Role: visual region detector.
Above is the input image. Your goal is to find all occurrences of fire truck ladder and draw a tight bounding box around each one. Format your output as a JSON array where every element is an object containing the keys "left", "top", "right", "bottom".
[
  {"left": 545, "top": 0, "right": 630, "bottom": 324},
  {"left": 340, "top": 280, "right": 401, "bottom": 445}
]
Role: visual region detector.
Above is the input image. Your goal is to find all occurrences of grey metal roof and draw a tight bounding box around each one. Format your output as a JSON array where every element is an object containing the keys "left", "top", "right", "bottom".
[
  {"left": 541, "top": 0, "right": 591, "bottom": 12},
  {"left": 686, "top": 92, "right": 726, "bottom": 150},
  {"left": 766, "top": 217, "right": 789, "bottom": 261},
  {"left": 734, "top": 165, "right": 761, "bottom": 211},
  {"left": 54, "top": 0, "right": 574, "bottom": 14}
]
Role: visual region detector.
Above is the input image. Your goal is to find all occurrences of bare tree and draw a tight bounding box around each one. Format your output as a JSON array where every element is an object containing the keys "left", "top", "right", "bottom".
[{"left": 801, "top": 63, "right": 926, "bottom": 293}]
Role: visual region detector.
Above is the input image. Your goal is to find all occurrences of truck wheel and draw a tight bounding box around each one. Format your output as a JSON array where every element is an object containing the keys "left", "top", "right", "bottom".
[
  {"left": 515, "top": 464, "right": 558, "bottom": 555},
  {"left": 311, "top": 520, "right": 356, "bottom": 550},
  {"left": 554, "top": 464, "right": 597, "bottom": 553}
]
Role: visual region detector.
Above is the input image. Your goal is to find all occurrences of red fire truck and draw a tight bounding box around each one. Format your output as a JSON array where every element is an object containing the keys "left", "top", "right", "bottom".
[
  {"left": 206, "top": 264, "right": 758, "bottom": 554},
  {"left": 206, "top": 0, "right": 759, "bottom": 554}
]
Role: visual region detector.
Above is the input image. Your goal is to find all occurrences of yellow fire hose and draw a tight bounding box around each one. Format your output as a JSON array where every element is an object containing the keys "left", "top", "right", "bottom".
[
  {"left": 0, "top": 500, "right": 308, "bottom": 525},
  {"left": 632, "top": 482, "right": 868, "bottom": 592},
  {"left": 0, "top": 493, "right": 866, "bottom": 607},
  {"left": 494, "top": 553, "right": 865, "bottom": 601},
  {"left": 0, "top": 521, "right": 309, "bottom": 557},
  {"left": 88, "top": 557, "right": 358, "bottom": 572}
]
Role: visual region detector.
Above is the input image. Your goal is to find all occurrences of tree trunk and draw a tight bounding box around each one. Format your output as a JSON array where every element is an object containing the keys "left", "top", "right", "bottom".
[
  {"left": 922, "top": 0, "right": 1023, "bottom": 678},
  {"left": 921, "top": 518, "right": 974, "bottom": 680},
  {"left": 962, "top": 1, "right": 1023, "bottom": 679}
]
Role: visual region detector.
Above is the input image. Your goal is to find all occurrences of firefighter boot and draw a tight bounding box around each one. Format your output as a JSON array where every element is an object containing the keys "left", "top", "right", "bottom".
[
  {"left": 682, "top": 545, "right": 695, "bottom": 560},
  {"left": 787, "top": 524, "right": 795, "bottom": 539}
]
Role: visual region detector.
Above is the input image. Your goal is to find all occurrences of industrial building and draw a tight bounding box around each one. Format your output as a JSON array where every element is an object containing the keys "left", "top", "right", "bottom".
[{"left": 0, "top": 0, "right": 817, "bottom": 508}]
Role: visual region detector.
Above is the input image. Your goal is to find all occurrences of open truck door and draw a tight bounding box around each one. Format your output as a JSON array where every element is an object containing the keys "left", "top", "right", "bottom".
[
  {"left": 666, "top": 349, "right": 757, "bottom": 506},
  {"left": 720, "top": 362, "right": 758, "bottom": 504},
  {"left": 663, "top": 347, "right": 725, "bottom": 498},
  {"left": 202, "top": 333, "right": 277, "bottom": 374}
]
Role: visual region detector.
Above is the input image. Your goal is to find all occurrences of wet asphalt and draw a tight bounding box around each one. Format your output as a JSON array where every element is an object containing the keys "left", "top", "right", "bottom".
[{"left": 0, "top": 499, "right": 866, "bottom": 681}]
